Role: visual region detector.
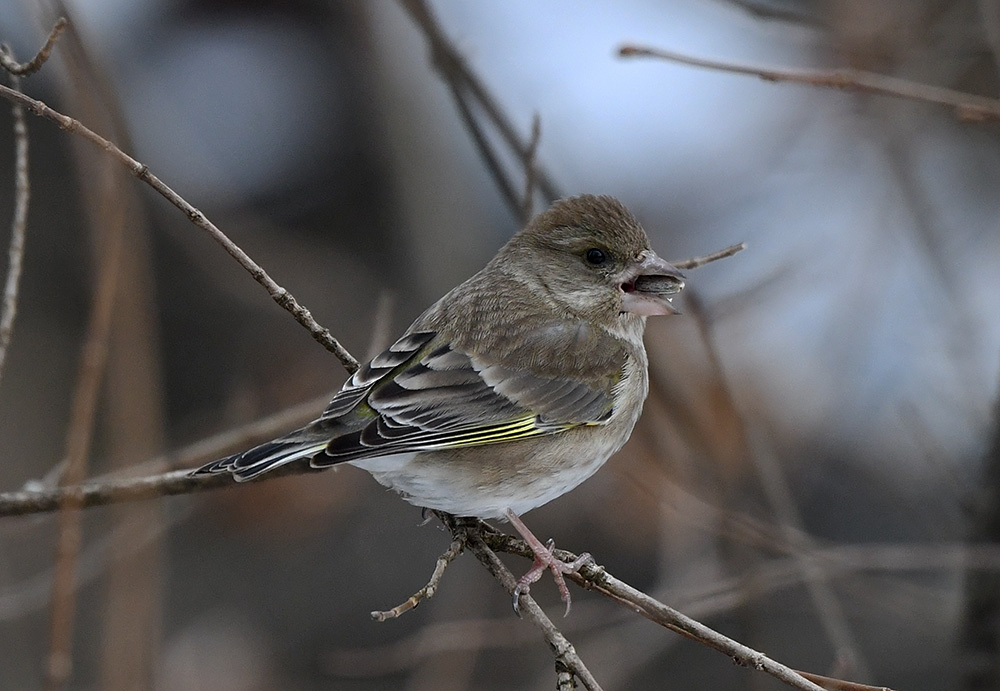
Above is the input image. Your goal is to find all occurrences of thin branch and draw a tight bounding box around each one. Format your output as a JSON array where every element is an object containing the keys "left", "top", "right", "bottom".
[
  {"left": 619, "top": 44, "right": 1000, "bottom": 122},
  {"left": 0, "top": 82, "right": 359, "bottom": 374},
  {"left": 0, "top": 17, "right": 67, "bottom": 77},
  {"left": 576, "top": 563, "right": 828, "bottom": 691},
  {"left": 371, "top": 535, "right": 465, "bottom": 621},
  {"left": 671, "top": 242, "right": 746, "bottom": 271},
  {"left": 446, "top": 80, "right": 521, "bottom": 215},
  {"left": 0, "top": 68, "right": 29, "bottom": 387},
  {"left": 2, "top": 468, "right": 251, "bottom": 518},
  {"left": 443, "top": 515, "right": 604, "bottom": 691}
]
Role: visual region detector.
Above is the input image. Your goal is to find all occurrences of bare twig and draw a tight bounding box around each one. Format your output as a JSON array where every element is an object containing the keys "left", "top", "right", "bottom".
[
  {"left": 0, "top": 17, "right": 67, "bottom": 77},
  {"left": 372, "top": 536, "right": 465, "bottom": 621},
  {"left": 577, "top": 563, "right": 829, "bottom": 690},
  {"left": 0, "top": 69, "right": 29, "bottom": 388},
  {"left": 619, "top": 44, "right": 1000, "bottom": 122},
  {"left": 399, "top": 0, "right": 564, "bottom": 218},
  {"left": 671, "top": 242, "right": 746, "bottom": 271},
  {"left": 0, "top": 82, "right": 358, "bottom": 374},
  {"left": 447, "top": 80, "right": 522, "bottom": 214},
  {"left": 2, "top": 468, "right": 252, "bottom": 517}
]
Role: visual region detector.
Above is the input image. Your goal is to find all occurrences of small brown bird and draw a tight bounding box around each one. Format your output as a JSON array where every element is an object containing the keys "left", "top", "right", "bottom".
[{"left": 193, "top": 195, "right": 684, "bottom": 611}]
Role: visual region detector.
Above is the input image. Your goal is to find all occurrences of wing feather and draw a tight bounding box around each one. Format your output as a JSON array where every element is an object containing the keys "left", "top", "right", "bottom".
[{"left": 310, "top": 324, "right": 626, "bottom": 467}]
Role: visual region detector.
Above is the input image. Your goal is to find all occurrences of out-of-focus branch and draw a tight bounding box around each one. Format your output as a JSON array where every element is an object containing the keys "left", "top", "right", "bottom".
[
  {"left": 0, "top": 17, "right": 67, "bottom": 76},
  {"left": 0, "top": 68, "right": 29, "bottom": 388},
  {"left": 398, "top": 0, "right": 564, "bottom": 218},
  {"left": 42, "top": 87, "right": 127, "bottom": 691},
  {"left": 619, "top": 44, "right": 1000, "bottom": 122},
  {"left": 1, "top": 468, "right": 263, "bottom": 517},
  {"left": 0, "top": 78, "right": 358, "bottom": 374},
  {"left": 683, "top": 289, "right": 872, "bottom": 678}
]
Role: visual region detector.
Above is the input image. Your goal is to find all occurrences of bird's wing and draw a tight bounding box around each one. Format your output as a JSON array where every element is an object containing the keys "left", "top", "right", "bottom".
[
  {"left": 192, "top": 325, "right": 627, "bottom": 480},
  {"left": 312, "top": 326, "right": 625, "bottom": 466}
]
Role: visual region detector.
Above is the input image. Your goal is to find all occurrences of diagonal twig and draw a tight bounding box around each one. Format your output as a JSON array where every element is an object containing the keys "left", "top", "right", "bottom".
[
  {"left": 399, "top": 0, "right": 564, "bottom": 217},
  {"left": 371, "top": 535, "right": 466, "bottom": 621},
  {"left": 469, "top": 525, "right": 839, "bottom": 691},
  {"left": 671, "top": 242, "right": 746, "bottom": 271},
  {"left": 684, "top": 291, "right": 872, "bottom": 678},
  {"left": 0, "top": 79, "right": 359, "bottom": 374}
]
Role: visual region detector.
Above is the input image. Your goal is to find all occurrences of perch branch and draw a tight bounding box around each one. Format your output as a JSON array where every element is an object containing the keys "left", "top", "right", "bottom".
[
  {"left": 476, "top": 528, "right": 834, "bottom": 691},
  {"left": 444, "top": 515, "right": 604, "bottom": 691}
]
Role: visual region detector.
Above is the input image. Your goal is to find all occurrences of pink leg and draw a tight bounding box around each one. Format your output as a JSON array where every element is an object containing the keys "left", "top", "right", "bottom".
[{"left": 505, "top": 508, "right": 592, "bottom": 616}]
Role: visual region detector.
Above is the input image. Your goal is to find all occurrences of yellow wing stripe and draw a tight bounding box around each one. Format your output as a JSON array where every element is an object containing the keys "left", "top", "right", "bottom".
[{"left": 430, "top": 414, "right": 570, "bottom": 449}]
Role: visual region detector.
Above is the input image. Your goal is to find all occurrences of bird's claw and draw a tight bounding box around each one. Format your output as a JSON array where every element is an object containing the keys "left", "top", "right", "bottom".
[{"left": 511, "top": 538, "right": 593, "bottom": 617}]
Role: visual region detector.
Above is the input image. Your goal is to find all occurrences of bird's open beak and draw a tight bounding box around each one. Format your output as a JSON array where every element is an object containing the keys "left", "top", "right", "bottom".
[{"left": 620, "top": 250, "right": 685, "bottom": 316}]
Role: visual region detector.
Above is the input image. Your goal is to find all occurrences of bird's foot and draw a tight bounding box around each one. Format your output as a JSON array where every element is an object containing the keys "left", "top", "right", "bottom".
[{"left": 505, "top": 509, "right": 592, "bottom": 617}]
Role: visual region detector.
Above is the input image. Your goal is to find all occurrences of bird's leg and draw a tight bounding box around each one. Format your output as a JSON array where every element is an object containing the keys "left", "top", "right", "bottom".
[{"left": 504, "top": 508, "right": 592, "bottom": 616}]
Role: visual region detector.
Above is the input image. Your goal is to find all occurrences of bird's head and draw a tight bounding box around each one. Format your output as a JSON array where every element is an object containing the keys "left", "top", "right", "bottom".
[{"left": 506, "top": 195, "right": 685, "bottom": 325}]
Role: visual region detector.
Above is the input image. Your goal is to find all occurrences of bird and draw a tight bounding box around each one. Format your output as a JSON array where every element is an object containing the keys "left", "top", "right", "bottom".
[{"left": 192, "top": 194, "right": 685, "bottom": 612}]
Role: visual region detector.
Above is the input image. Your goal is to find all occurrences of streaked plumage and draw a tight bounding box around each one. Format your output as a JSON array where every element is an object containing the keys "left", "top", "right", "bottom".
[{"left": 193, "top": 194, "right": 684, "bottom": 520}]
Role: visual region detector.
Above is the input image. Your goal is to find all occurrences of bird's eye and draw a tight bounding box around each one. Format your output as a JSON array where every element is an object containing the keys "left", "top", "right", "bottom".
[{"left": 585, "top": 247, "right": 608, "bottom": 266}]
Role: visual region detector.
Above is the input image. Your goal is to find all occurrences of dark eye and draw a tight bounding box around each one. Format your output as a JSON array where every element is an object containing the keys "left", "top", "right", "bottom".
[{"left": 585, "top": 247, "right": 608, "bottom": 266}]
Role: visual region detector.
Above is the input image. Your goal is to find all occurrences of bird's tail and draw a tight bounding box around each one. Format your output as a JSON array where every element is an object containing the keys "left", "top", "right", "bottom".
[{"left": 191, "top": 434, "right": 328, "bottom": 482}]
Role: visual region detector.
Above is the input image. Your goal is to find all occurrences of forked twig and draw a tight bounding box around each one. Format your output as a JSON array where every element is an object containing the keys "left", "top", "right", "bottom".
[{"left": 372, "top": 536, "right": 465, "bottom": 621}]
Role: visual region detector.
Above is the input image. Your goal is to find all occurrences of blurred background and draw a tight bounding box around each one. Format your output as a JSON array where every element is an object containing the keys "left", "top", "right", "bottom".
[{"left": 0, "top": 0, "right": 999, "bottom": 689}]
